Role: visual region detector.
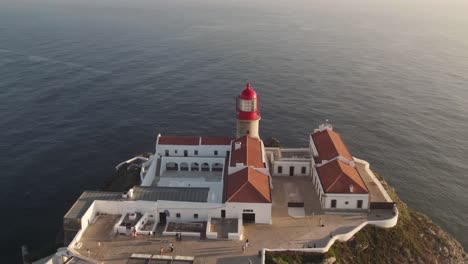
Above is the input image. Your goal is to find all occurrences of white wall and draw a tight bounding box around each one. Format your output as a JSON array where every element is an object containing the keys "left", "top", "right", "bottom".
[
  {"left": 156, "top": 144, "right": 231, "bottom": 158},
  {"left": 272, "top": 160, "right": 311, "bottom": 176},
  {"left": 160, "top": 156, "right": 226, "bottom": 173},
  {"left": 157, "top": 200, "right": 225, "bottom": 223},
  {"left": 323, "top": 193, "right": 369, "bottom": 210},
  {"left": 309, "top": 137, "right": 319, "bottom": 159},
  {"left": 141, "top": 156, "right": 157, "bottom": 186},
  {"left": 225, "top": 202, "right": 272, "bottom": 224},
  {"left": 94, "top": 200, "right": 158, "bottom": 216},
  {"left": 80, "top": 201, "right": 97, "bottom": 231},
  {"left": 236, "top": 119, "right": 260, "bottom": 139}
]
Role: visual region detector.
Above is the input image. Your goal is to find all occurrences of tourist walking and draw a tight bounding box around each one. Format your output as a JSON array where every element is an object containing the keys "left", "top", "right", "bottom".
[
  {"left": 169, "top": 242, "right": 174, "bottom": 253},
  {"left": 245, "top": 238, "right": 249, "bottom": 248}
]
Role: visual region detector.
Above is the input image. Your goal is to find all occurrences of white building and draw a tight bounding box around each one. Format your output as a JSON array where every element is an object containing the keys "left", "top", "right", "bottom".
[{"left": 310, "top": 124, "right": 370, "bottom": 210}]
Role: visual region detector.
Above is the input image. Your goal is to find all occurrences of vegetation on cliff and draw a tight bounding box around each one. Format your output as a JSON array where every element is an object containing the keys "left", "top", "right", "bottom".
[{"left": 266, "top": 173, "right": 467, "bottom": 264}]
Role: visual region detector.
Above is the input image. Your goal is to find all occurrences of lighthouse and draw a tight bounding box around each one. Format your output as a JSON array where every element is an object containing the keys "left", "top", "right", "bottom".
[{"left": 236, "top": 83, "right": 261, "bottom": 139}]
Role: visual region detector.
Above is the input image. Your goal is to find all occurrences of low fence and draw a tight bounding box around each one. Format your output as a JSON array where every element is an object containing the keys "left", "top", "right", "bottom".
[{"left": 370, "top": 202, "right": 396, "bottom": 210}]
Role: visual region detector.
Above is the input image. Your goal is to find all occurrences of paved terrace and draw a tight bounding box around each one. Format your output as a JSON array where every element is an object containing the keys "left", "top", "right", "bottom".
[{"left": 73, "top": 177, "right": 395, "bottom": 264}]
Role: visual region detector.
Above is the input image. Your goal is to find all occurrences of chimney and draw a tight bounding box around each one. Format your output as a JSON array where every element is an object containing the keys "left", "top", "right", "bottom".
[{"left": 235, "top": 141, "right": 242, "bottom": 150}]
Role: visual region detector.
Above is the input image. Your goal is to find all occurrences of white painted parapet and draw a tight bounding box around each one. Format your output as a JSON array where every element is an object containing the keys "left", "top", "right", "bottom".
[
  {"left": 354, "top": 157, "right": 393, "bottom": 202},
  {"left": 206, "top": 217, "right": 218, "bottom": 239}
]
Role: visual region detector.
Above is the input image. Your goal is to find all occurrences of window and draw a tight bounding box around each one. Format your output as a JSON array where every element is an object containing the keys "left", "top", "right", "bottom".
[
  {"left": 243, "top": 209, "right": 253, "bottom": 212},
  {"left": 278, "top": 166, "right": 283, "bottom": 174},
  {"left": 238, "top": 99, "right": 257, "bottom": 111},
  {"left": 176, "top": 213, "right": 181, "bottom": 218},
  {"left": 194, "top": 214, "right": 199, "bottom": 219},
  {"left": 345, "top": 201, "right": 349, "bottom": 205},
  {"left": 301, "top": 167, "right": 306, "bottom": 174},
  {"left": 331, "top": 199, "right": 337, "bottom": 208},
  {"left": 357, "top": 200, "right": 363, "bottom": 209},
  {"left": 165, "top": 150, "right": 169, "bottom": 156},
  {"left": 194, "top": 150, "right": 198, "bottom": 155},
  {"left": 174, "top": 150, "right": 178, "bottom": 154},
  {"left": 214, "top": 150, "right": 218, "bottom": 155}
]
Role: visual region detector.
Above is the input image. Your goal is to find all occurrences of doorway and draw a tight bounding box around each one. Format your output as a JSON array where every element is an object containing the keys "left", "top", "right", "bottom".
[
  {"left": 289, "top": 166, "right": 294, "bottom": 176},
  {"left": 221, "top": 210, "right": 226, "bottom": 218},
  {"left": 159, "top": 212, "right": 167, "bottom": 225},
  {"left": 242, "top": 213, "right": 255, "bottom": 223}
]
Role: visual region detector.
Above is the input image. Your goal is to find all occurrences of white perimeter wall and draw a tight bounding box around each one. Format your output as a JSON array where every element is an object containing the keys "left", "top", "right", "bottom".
[
  {"left": 225, "top": 202, "right": 272, "bottom": 224},
  {"left": 141, "top": 155, "right": 157, "bottom": 186},
  {"left": 94, "top": 200, "right": 158, "bottom": 216}
]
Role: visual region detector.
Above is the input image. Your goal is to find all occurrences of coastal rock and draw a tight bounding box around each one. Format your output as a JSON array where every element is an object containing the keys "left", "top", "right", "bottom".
[
  {"left": 442, "top": 246, "right": 449, "bottom": 257},
  {"left": 425, "top": 228, "right": 436, "bottom": 236},
  {"left": 322, "top": 257, "right": 336, "bottom": 264}
]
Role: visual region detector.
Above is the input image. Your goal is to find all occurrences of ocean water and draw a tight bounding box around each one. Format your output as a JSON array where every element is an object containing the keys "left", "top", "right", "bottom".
[{"left": 1, "top": 0, "right": 467, "bottom": 262}]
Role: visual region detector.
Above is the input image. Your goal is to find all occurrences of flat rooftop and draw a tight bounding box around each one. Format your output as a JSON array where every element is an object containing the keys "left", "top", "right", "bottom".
[
  {"left": 152, "top": 171, "right": 223, "bottom": 203},
  {"left": 64, "top": 191, "right": 122, "bottom": 220},
  {"left": 131, "top": 186, "right": 210, "bottom": 203}
]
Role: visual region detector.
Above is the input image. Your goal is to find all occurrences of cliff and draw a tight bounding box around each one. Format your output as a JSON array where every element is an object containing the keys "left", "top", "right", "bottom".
[{"left": 266, "top": 173, "right": 467, "bottom": 264}]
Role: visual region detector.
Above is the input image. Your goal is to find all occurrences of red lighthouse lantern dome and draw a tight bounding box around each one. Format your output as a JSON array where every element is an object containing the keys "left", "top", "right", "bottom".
[
  {"left": 239, "top": 83, "right": 257, "bottom": 100},
  {"left": 237, "top": 83, "right": 260, "bottom": 121}
]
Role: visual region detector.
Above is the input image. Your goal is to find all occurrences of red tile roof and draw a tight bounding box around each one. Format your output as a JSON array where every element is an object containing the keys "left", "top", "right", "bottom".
[
  {"left": 230, "top": 136, "right": 265, "bottom": 168},
  {"left": 311, "top": 129, "right": 353, "bottom": 162},
  {"left": 158, "top": 136, "right": 199, "bottom": 145},
  {"left": 158, "top": 136, "right": 232, "bottom": 146},
  {"left": 316, "top": 159, "right": 368, "bottom": 194},
  {"left": 225, "top": 167, "right": 271, "bottom": 203},
  {"left": 201, "top": 137, "right": 233, "bottom": 145}
]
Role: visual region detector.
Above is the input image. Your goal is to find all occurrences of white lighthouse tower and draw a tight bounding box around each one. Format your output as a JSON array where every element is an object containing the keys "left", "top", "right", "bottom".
[{"left": 236, "top": 83, "right": 261, "bottom": 139}]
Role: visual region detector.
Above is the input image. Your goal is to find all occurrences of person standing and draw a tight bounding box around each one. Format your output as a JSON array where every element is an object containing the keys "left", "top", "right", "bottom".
[
  {"left": 160, "top": 247, "right": 164, "bottom": 255},
  {"left": 245, "top": 239, "right": 249, "bottom": 248},
  {"left": 242, "top": 244, "right": 246, "bottom": 253},
  {"left": 169, "top": 242, "right": 174, "bottom": 253}
]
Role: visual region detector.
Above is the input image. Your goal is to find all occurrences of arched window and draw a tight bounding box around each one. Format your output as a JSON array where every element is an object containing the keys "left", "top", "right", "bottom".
[
  {"left": 166, "top": 162, "right": 178, "bottom": 171},
  {"left": 201, "top": 163, "right": 210, "bottom": 171},
  {"left": 191, "top": 162, "right": 199, "bottom": 171},
  {"left": 180, "top": 162, "right": 189, "bottom": 171},
  {"left": 212, "top": 163, "right": 223, "bottom": 172}
]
